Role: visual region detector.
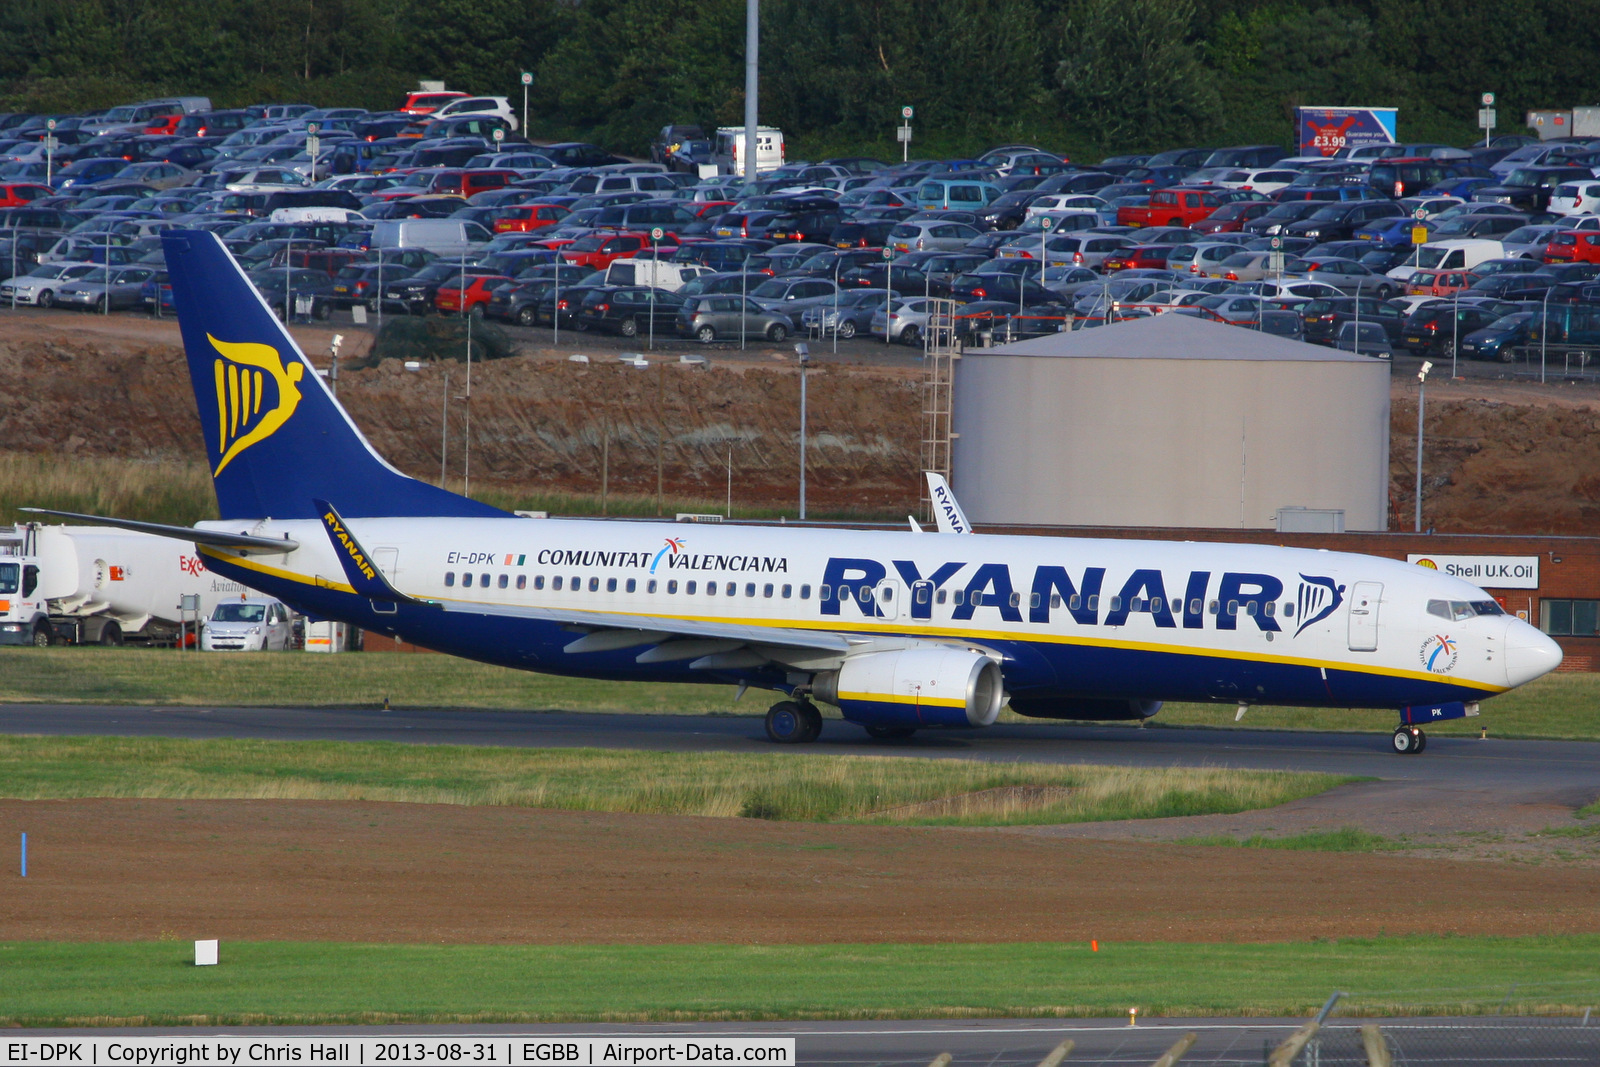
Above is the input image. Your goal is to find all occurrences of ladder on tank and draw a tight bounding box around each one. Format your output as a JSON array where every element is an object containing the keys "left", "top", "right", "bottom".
[{"left": 919, "top": 298, "right": 958, "bottom": 523}]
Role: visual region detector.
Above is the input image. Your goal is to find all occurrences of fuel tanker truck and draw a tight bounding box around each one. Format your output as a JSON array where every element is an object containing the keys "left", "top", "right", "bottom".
[{"left": 0, "top": 523, "right": 254, "bottom": 646}]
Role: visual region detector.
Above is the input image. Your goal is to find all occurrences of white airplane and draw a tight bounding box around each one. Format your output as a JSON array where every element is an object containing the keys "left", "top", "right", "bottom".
[{"left": 31, "top": 230, "right": 1565, "bottom": 753}]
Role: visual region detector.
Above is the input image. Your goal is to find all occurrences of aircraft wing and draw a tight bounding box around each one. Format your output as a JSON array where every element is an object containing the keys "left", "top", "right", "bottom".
[{"left": 315, "top": 499, "right": 854, "bottom": 671}]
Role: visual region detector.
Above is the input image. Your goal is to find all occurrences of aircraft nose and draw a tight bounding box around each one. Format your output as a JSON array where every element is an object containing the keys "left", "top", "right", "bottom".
[{"left": 1506, "top": 622, "right": 1563, "bottom": 687}]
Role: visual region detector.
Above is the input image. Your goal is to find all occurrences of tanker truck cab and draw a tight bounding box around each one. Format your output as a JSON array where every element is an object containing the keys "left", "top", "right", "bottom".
[
  {"left": 201, "top": 597, "right": 293, "bottom": 652},
  {"left": 0, "top": 557, "right": 50, "bottom": 646}
]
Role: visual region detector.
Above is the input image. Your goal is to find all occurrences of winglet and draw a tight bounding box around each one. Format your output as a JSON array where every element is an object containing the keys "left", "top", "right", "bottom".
[
  {"left": 314, "top": 498, "right": 411, "bottom": 603},
  {"left": 924, "top": 472, "right": 973, "bottom": 534}
]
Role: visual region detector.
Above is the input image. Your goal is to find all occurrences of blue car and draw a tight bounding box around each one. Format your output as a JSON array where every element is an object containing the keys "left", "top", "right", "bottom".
[
  {"left": 1350, "top": 215, "right": 1419, "bottom": 248},
  {"left": 52, "top": 157, "right": 128, "bottom": 189},
  {"left": 1420, "top": 176, "right": 1498, "bottom": 199}
]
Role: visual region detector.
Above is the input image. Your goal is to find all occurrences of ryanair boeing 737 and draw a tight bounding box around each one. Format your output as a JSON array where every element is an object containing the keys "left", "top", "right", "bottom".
[{"left": 32, "top": 231, "right": 1565, "bottom": 753}]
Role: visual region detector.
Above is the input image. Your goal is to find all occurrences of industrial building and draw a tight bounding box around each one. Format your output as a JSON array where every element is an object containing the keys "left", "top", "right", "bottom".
[{"left": 949, "top": 315, "right": 1391, "bottom": 531}]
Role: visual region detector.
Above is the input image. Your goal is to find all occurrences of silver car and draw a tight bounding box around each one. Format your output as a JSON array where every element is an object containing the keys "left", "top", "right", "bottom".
[
  {"left": 676, "top": 294, "right": 793, "bottom": 342},
  {"left": 887, "top": 220, "right": 981, "bottom": 254},
  {"left": 869, "top": 297, "right": 939, "bottom": 344},
  {"left": 0, "top": 262, "right": 97, "bottom": 306},
  {"left": 1282, "top": 256, "right": 1399, "bottom": 299},
  {"left": 55, "top": 265, "right": 159, "bottom": 311},
  {"left": 747, "top": 276, "right": 838, "bottom": 315}
]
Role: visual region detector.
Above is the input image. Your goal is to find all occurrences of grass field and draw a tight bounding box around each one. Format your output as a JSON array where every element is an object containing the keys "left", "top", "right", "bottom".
[
  {"left": 4, "top": 938, "right": 1599, "bottom": 1025},
  {"left": 0, "top": 736, "right": 1345, "bottom": 825},
  {"left": 1, "top": 648, "right": 1595, "bottom": 741}
]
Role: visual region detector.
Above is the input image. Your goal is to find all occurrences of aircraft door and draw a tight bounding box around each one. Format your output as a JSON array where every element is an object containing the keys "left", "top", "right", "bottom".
[
  {"left": 1347, "top": 581, "right": 1382, "bottom": 651},
  {"left": 371, "top": 547, "right": 399, "bottom": 615},
  {"left": 874, "top": 578, "right": 905, "bottom": 622}
]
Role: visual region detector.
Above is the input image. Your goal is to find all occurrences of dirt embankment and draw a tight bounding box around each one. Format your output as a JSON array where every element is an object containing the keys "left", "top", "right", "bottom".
[
  {"left": 8, "top": 314, "right": 1600, "bottom": 531},
  {"left": 0, "top": 318, "right": 923, "bottom": 514}
]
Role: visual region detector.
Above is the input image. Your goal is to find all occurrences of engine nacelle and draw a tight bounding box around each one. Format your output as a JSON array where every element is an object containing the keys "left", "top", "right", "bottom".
[
  {"left": 812, "top": 648, "right": 1003, "bottom": 729},
  {"left": 1008, "top": 696, "right": 1163, "bottom": 721}
]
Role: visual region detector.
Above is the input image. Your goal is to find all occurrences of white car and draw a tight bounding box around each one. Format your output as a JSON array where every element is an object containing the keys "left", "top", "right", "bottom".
[
  {"left": 1550, "top": 180, "right": 1600, "bottom": 216},
  {"left": 201, "top": 598, "right": 294, "bottom": 652},
  {"left": 1212, "top": 168, "right": 1299, "bottom": 194},
  {"left": 433, "top": 95, "right": 519, "bottom": 131},
  {"left": 0, "top": 263, "right": 97, "bottom": 306}
]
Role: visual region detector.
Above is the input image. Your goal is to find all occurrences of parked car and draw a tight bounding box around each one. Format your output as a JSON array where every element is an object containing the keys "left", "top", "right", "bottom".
[
  {"left": 54, "top": 263, "right": 159, "bottom": 311},
  {"left": 1459, "top": 311, "right": 1540, "bottom": 362},
  {"left": 676, "top": 294, "right": 793, "bottom": 342},
  {"left": 577, "top": 285, "right": 688, "bottom": 337},
  {"left": 1400, "top": 302, "right": 1506, "bottom": 355},
  {"left": 1298, "top": 296, "right": 1406, "bottom": 346}
]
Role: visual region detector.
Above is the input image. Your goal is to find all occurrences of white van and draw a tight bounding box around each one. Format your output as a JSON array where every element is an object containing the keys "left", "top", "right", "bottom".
[
  {"left": 269, "top": 206, "right": 359, "bottom": 224},
  {"left": 1385, "top": 239, "right": 1505, "bottom": 280},
  {"left": 201, "top": 598, "right": 294, "bottom": 652},
  {"left": 603, "top": 259, "right": 713, "bottom": 291},
  {"left": 713, "top": 126, "right": 785, "bottom": 178},
  {"left": 370, "top": 218, "right": 491, "bottom": 257}
]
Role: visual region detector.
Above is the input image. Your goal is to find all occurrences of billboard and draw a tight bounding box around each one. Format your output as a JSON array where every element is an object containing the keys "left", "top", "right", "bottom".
[
  {"left": 1407, "top": 554, "right": 1540, "bottom": 590},
  {"left": 1296, "top": 106, "right": 1398, "bottom": 156}
]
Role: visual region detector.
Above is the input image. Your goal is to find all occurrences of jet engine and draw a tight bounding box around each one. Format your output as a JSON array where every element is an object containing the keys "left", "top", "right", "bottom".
[{"left": 811, "top": 647, "right": 1003, "bottom": 729}]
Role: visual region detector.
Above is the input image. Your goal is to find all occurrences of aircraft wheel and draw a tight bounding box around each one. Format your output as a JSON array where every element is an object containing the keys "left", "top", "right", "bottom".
[
  {"left": 796, "top": 701, "right": 823, "bottom": 742},
  {"left": 765, "top": 700, "right": 810, "bottom": 744},
  {"left": 1415, "top": 728, "right": 1427, "bottom": 753},
  {"left": 1392, "top": 725, "right": 1419, "bottom": 754},
  {"left": 864, "top": 724, "right": 917, "bottom": 740}
]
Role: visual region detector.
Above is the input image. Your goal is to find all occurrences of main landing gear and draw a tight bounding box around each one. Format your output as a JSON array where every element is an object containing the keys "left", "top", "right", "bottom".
[
  {"left": 1392, "top": 725, "right": 1427, "bottom": 755},
  {"left": 765, "top": 699, "right": 823, "bottom": 744}
]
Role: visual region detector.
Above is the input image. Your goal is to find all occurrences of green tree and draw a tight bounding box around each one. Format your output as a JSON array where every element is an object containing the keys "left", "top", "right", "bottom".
[{"left": 1055, "top": 0, "right": 1222, "bottom": 151}]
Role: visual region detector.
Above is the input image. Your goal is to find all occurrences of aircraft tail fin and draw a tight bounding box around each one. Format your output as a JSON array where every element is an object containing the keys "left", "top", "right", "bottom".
[
  {"left": 161, "top": 229, "right": 506, "bottom": 521},
  {"left": 924, "top": 472, "right": 973, "bottom": 534}
]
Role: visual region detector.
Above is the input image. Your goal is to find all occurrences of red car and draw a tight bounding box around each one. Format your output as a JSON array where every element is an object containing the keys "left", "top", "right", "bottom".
[
  {"left": 1191, "top": 201, "right": 1272, "bottom": 234},
  {"left": 143, "top": 115, "right": 182, "bottom": 136},
  {"left": 1116, "top": 186, "right": 1227, "bottom": 229},
  {"left": 560, "top": 232, "right": 658, "bottom": 270},
  {"left": 0, "top": 183, "right": 53, "bottom": 207},
  {"left": 435, "top": 274, "right": 513, "bottom": 315},
  {"left": 492, "top": 203, "right": 569, "bottom": 233},
  {"left": 1101, "top": 244, "right": 1176, "bottom": 272},
  {"left": 400, "top": 91, "right": 468, "bottom": 115},
  {"left": 1543, "top": 231, "right": 1600, "bottom": 265}
]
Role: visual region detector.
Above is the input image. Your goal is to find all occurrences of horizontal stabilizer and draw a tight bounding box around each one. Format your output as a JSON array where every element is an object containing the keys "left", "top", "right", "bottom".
[{"left": 19, "top": 508, "right": 299, "bottom": 553}]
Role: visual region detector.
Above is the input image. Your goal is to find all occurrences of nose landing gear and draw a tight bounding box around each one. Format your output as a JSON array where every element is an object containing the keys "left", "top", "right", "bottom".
[{"left": 1392, "top": 725, "right": 1427, "bottom": 754}]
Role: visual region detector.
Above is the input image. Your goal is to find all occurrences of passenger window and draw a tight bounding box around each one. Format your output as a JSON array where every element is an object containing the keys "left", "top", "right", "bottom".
[
  {"left": 782, "top": 584, "right": 792, "bottom": 598},
  {"left": 1087, "top": 595, "right": 1098, "bottom": 611},
  {"left": 498, "top": 574, "right": 508, "bottom": 589},
  {"left": 480, "top": 573, "right": 490, "bottom": 587},
  {"left": 1263, "top": 601, "right": 1274, "bottom": 617},
  {"left": 553, "top": 576, "right": 563, "bottom": 591},
  {"left": 1281, "top": 601, "right": 1293, "bottom": 617},
  {"left": 517, "top": 575, "right": 527, "bottom": 590},
  {"left": 444, "top": 572, "right": 455, "bottom": 587},
  {"left": 647, "top": 579, "right": 657, "bottom": 593},
  {"left": 726, "top": 582, "right": 736, "bottom": 596},
  {"left": 858, "top": 585, "right": 873, "bottom": 602},
  {"left": 800, "top": 585, "right": 811, "bottom": 599},
  {"left": 880, "top": 586, "right": 892, "bottom": 602},
  {"left": 1151, "top": 597, "right": 1163, "bottom": 613},
  {"left": 707, "top": 581, "right": 717, "bottom": 596},
  {"left": 462, "top": 573, "right": 473, "bottom": 588},
  {"left": 1069, "top": 595, "right": 1080, "bottom": 610},
  {"left": 1108, "top": 597, "right": 1122, "bottom": 613},
  {"left": 1050, "top": 594, "right": 1061, "bottom": 609},
  {"left": 763, "top": 584, "right": 774, "bottom": 598},
  {"left": 606, "top": 578, "right": 617, "bottom": 592},
  {"left": 668, "top": 580, "right": 678, "bottom": 594},
  {"left": 1246, "top": 602, "right": 1258, "bottom": 616},
  {"left": 915, "top": 585, "right": 930, "bottom": 604},
  {"left": 952, "top": 589, "right": 964, "bottom": 605},
  {"left": 1228, "top": 600, "right": 1240, "bottom": 616},
  {"left": 746, "top": 583, "right": 757, "bottom": 597},
  {"left": 937, "top": 589, "right": 947, "bottom": 604},
  {"left": 684, "top": 580, "right": 696, "bottom": 595},
  {"left": 1208, "top": 599, "right": 1219, "bottom": 614},
  {"left": 587, "top": 577, "right": 598, "bottom": 592},
  {"left": 819, "top": 585, "right": 830, "bottom": 601},
  {"left": 534, "top": 575, "right": 545, "bottom": 590},
  {"left": 626, "top": 578, "right": 636, "bottom": 593},
  {"left": 1009, "top": 592, "right": 1022, "bottom": 607}
]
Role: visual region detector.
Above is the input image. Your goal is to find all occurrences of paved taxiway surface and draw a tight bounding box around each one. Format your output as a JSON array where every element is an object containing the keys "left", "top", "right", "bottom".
[
  {"left": 4, "top": 703, "right": 1599, "bottom": 802},
  {"left": 22, "top": 1019, "right": 1600, "bottom": 1065}
]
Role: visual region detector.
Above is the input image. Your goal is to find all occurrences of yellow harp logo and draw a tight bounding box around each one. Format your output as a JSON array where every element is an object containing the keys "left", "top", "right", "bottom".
[{"left": 208, "top": 334, "right": 305, "bottom": 476}]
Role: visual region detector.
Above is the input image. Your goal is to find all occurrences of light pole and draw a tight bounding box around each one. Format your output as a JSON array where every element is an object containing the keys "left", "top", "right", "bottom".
[
  {"left": 520, "top": 71, "right": 532, "bottom": 139},
  {"left": 743, "top": 0, "right": 759, "bottom": 187},
  {"left": 1451, "top": 285, "right": 1460, "bottom": 379},
  {"left": 795, "top": 342, "right": 808, "bottom": 520},
  {"left": 831, "top": 258, "right": 842, "bottom": 354},
  {"left": 741, "top": 250, "right": 752, "bottom": 350},
  {"left": 328, "top": 334, "right": 343, "bottom": 396},
  {"left": 1536, "top": 283, "right": 1548, "bottom": 383},
  {"left": 1415, "top": 360, "right": 1431, "bottom": 533}
]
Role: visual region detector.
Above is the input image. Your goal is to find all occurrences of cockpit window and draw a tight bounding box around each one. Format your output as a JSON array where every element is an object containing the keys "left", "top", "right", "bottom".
[{"left": 1427, "top": 599, "right": 1503, "bottom": 621}]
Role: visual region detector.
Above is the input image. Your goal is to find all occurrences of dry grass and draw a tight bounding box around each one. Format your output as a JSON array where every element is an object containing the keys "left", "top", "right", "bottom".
[
  {"left": 0, "top": 735, "right": 1346, "bottom": 825},
  {"left": 0, "top": 452, "right": 217, "bottom": 527}
]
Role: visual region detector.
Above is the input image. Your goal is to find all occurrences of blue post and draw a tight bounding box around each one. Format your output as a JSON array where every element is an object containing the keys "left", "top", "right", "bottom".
[{"left": 20, "top": 832, "right": 25, "bottom": 877}]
